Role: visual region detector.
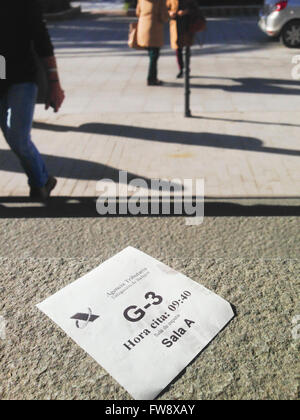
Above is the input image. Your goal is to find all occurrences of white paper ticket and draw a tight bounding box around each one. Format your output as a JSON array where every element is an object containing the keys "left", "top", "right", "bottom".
[{"left": 37, "top": 247, "right": 234, "bottom": 400}]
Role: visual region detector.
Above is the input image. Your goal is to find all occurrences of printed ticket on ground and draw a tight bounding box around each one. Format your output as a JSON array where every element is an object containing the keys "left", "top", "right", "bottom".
[{"left": 37, "top": 247, "right": 234, "bottom": 400}]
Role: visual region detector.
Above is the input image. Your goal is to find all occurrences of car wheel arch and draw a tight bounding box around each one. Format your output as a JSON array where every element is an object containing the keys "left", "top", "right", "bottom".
[{"left": 281, "top": 19, "right": 300, "bottom": 47}]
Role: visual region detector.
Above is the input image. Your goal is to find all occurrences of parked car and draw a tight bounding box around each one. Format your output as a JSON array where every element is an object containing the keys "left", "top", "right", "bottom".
[{"left": 258, "top": 0, "right": 300, "bottom": 48}]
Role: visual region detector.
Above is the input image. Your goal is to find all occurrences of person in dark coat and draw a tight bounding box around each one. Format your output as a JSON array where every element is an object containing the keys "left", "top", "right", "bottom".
[
  {"left": 0, "top": 0, "right": 65, "bottom": 200},
  {"left": 167, "top": 0, "right": 198, "bottom": 78}
]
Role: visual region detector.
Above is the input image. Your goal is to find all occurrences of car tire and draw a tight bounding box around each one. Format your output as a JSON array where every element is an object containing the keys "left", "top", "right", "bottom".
[{"left": 281, "top": 20, "right": 300, "bottom": 48}]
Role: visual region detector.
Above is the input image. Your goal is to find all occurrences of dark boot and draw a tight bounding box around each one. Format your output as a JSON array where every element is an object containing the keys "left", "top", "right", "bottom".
[
  {"left": 176, "top": 48, "right": 184, "bottom": 78},
  {"left": 30, "top": 176, "right": 57, "bottom": 202},
  {"left": 147, "top": 79, "right": 163, "bottom": 86}
]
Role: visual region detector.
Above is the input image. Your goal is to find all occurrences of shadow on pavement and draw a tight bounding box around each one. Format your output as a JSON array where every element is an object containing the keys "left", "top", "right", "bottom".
[
  {"left": 188, "top": 76, "right": 300, "bottom": 96},
  {"left": 55, "top": 44, "right": 268, "bottom": 59},
  {"left": 163, "top": 76, "right": 300, "bottom": 96},
  {"left": 31, "top": 123, "right": 300, "bottom": 157},
  {"left": 190, "top": 115, "right": 300, "bottom": 129},
  {"left": 0, "top": 197, "right": 299, "bottom": 219},
  {"left": 0, "top": 149, "right": 177, "bottom": 185}
]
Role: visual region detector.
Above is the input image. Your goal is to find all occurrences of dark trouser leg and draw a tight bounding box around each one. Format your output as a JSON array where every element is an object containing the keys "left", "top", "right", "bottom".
[
  {"left": 176, "top": 48, "right": 184, "bottom": 71},
  {"left": 147, "top": 48, "right": 160, "bottom": 82}
]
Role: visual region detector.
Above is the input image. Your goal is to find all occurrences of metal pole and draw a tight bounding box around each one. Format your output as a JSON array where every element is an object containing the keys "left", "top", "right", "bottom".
[{"left": 184, "top": 46, "right": 191, "bottom": 118}]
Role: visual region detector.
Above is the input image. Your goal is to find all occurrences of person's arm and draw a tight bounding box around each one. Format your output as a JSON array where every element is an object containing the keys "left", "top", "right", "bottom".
[
  {"left": 167, "top": 0, "right": 177, "bottom": 19},
  {"left": 136, "top": 0, "right": 141, "bottom": 17},
  {"left": 160, "top": 0, "right": 170, "bottom": 23},
  {"left": 30, "top": 0, "right": 65, "bottom": 112},
  {"left": 177, "top": 0, "right": 197, "bottom": 16},
  {"left": 42, "top": 56, "right": 65, "bottom": 113},
  {"left": 177, "top": 9, "right": 189, "bottom": 16}
]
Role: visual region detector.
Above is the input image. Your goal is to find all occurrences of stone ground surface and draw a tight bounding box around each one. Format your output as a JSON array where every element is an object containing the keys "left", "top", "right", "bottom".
[
  {"left": 0, "top": 13, "right": 299, "bottom": 400},
  {"left": 0, "top": 216, "right": 299, "bottom": 400}
]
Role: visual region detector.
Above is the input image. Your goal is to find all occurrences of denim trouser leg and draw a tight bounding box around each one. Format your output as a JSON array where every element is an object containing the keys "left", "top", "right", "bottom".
[{"left": 0, "top": 83, "right": 49, "bottom": 188}]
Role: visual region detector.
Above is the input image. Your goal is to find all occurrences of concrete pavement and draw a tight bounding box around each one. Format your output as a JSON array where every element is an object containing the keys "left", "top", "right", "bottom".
[{"left": 0, "top": 16, "right": 299, "bottom": 198}]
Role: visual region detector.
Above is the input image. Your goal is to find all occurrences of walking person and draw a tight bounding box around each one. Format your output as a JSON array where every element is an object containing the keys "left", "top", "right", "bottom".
[
  {"left": 136, "top": 0, "right": 169, "bottom": 86},
  {"left": 0, "top": 0, "right": 65, "bottom": 201},
  {"left": 167, "top": 0, "right": 198, "bottom": 78}
]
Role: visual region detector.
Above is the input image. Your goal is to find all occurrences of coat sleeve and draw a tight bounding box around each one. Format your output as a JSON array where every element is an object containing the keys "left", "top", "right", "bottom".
[
  {"left": 136, "top": 0, "right": 141, "bottom": 17},
  {"left": 168, "top": 0, "right": 179, "bottom": 12},
  {"left": 159, "top": 0, "right": 170, "bottom": 23},
  {"left": 30, "top": 0, "right": 54, "bottom": 57}
]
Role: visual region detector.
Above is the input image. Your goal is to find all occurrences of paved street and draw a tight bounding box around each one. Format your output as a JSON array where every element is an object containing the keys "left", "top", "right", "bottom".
[
  {"left": 0, "top": 13, "right": 299, "bottom": 401},
  {"left": 0, "top": 16, "right": 299, "bottom": 197}
]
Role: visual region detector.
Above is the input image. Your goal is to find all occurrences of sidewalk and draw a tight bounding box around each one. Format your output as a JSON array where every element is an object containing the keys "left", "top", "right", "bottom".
[{"left": 0, "top": 15, "right": 299, "bottom": 198}]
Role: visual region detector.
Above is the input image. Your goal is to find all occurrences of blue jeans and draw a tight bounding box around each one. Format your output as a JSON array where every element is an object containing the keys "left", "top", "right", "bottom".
[{"left": 0, "top": 82, "right": 49, "bottom": 188}]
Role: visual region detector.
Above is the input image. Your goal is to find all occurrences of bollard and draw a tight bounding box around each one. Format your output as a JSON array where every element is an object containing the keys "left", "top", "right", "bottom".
[{"left": 184, "top": 46, "right": 191, "bottom": 118}]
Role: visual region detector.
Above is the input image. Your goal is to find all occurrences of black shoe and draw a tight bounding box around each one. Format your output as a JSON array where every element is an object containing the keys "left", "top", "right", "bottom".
[
  {"left": 177, "top": 70, "right": 184, "bottom": 79},
  {"left": 147, "top": 79, "right": 164, "bottom": 86},
  {"left": 30, "top": 176, "right": 57, "bottom": 202}
]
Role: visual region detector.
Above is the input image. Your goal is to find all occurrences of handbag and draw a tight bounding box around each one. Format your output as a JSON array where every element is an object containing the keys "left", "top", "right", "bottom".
[
  {"left": 128, "top": 22, "right": 143, "bottom": 49},
  {"left": 189, "top": 10, "right": 207, "bottom": 34}
]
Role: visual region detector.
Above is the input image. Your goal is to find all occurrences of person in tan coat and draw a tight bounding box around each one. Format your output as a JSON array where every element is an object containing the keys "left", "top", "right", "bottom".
[
  {"left": 136, "top": 0, "right": 169, "bottom": 85},
  {"left": 167, "top": 0, "right": 198, "bottom": 78}
]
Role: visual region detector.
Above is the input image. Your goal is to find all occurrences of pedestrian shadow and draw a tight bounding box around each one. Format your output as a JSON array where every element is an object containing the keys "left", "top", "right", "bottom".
[
  {"left": 32, "top": 122, "right": 300, "bottom": 157},
  {"left": 0, "top": 197, "right": 299, "bottom": 219},
  {"left": 190, "top": 115, "right": 300, "bottom": 129},
  {"left": 161, "top": 76, "right": 300, "bottom": 96},
  {"left": 0, "top": 149, "right": 177, "bottom": 188},
  {"left": 189, "top": 76, "right": 300, "bottom": 96}
]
